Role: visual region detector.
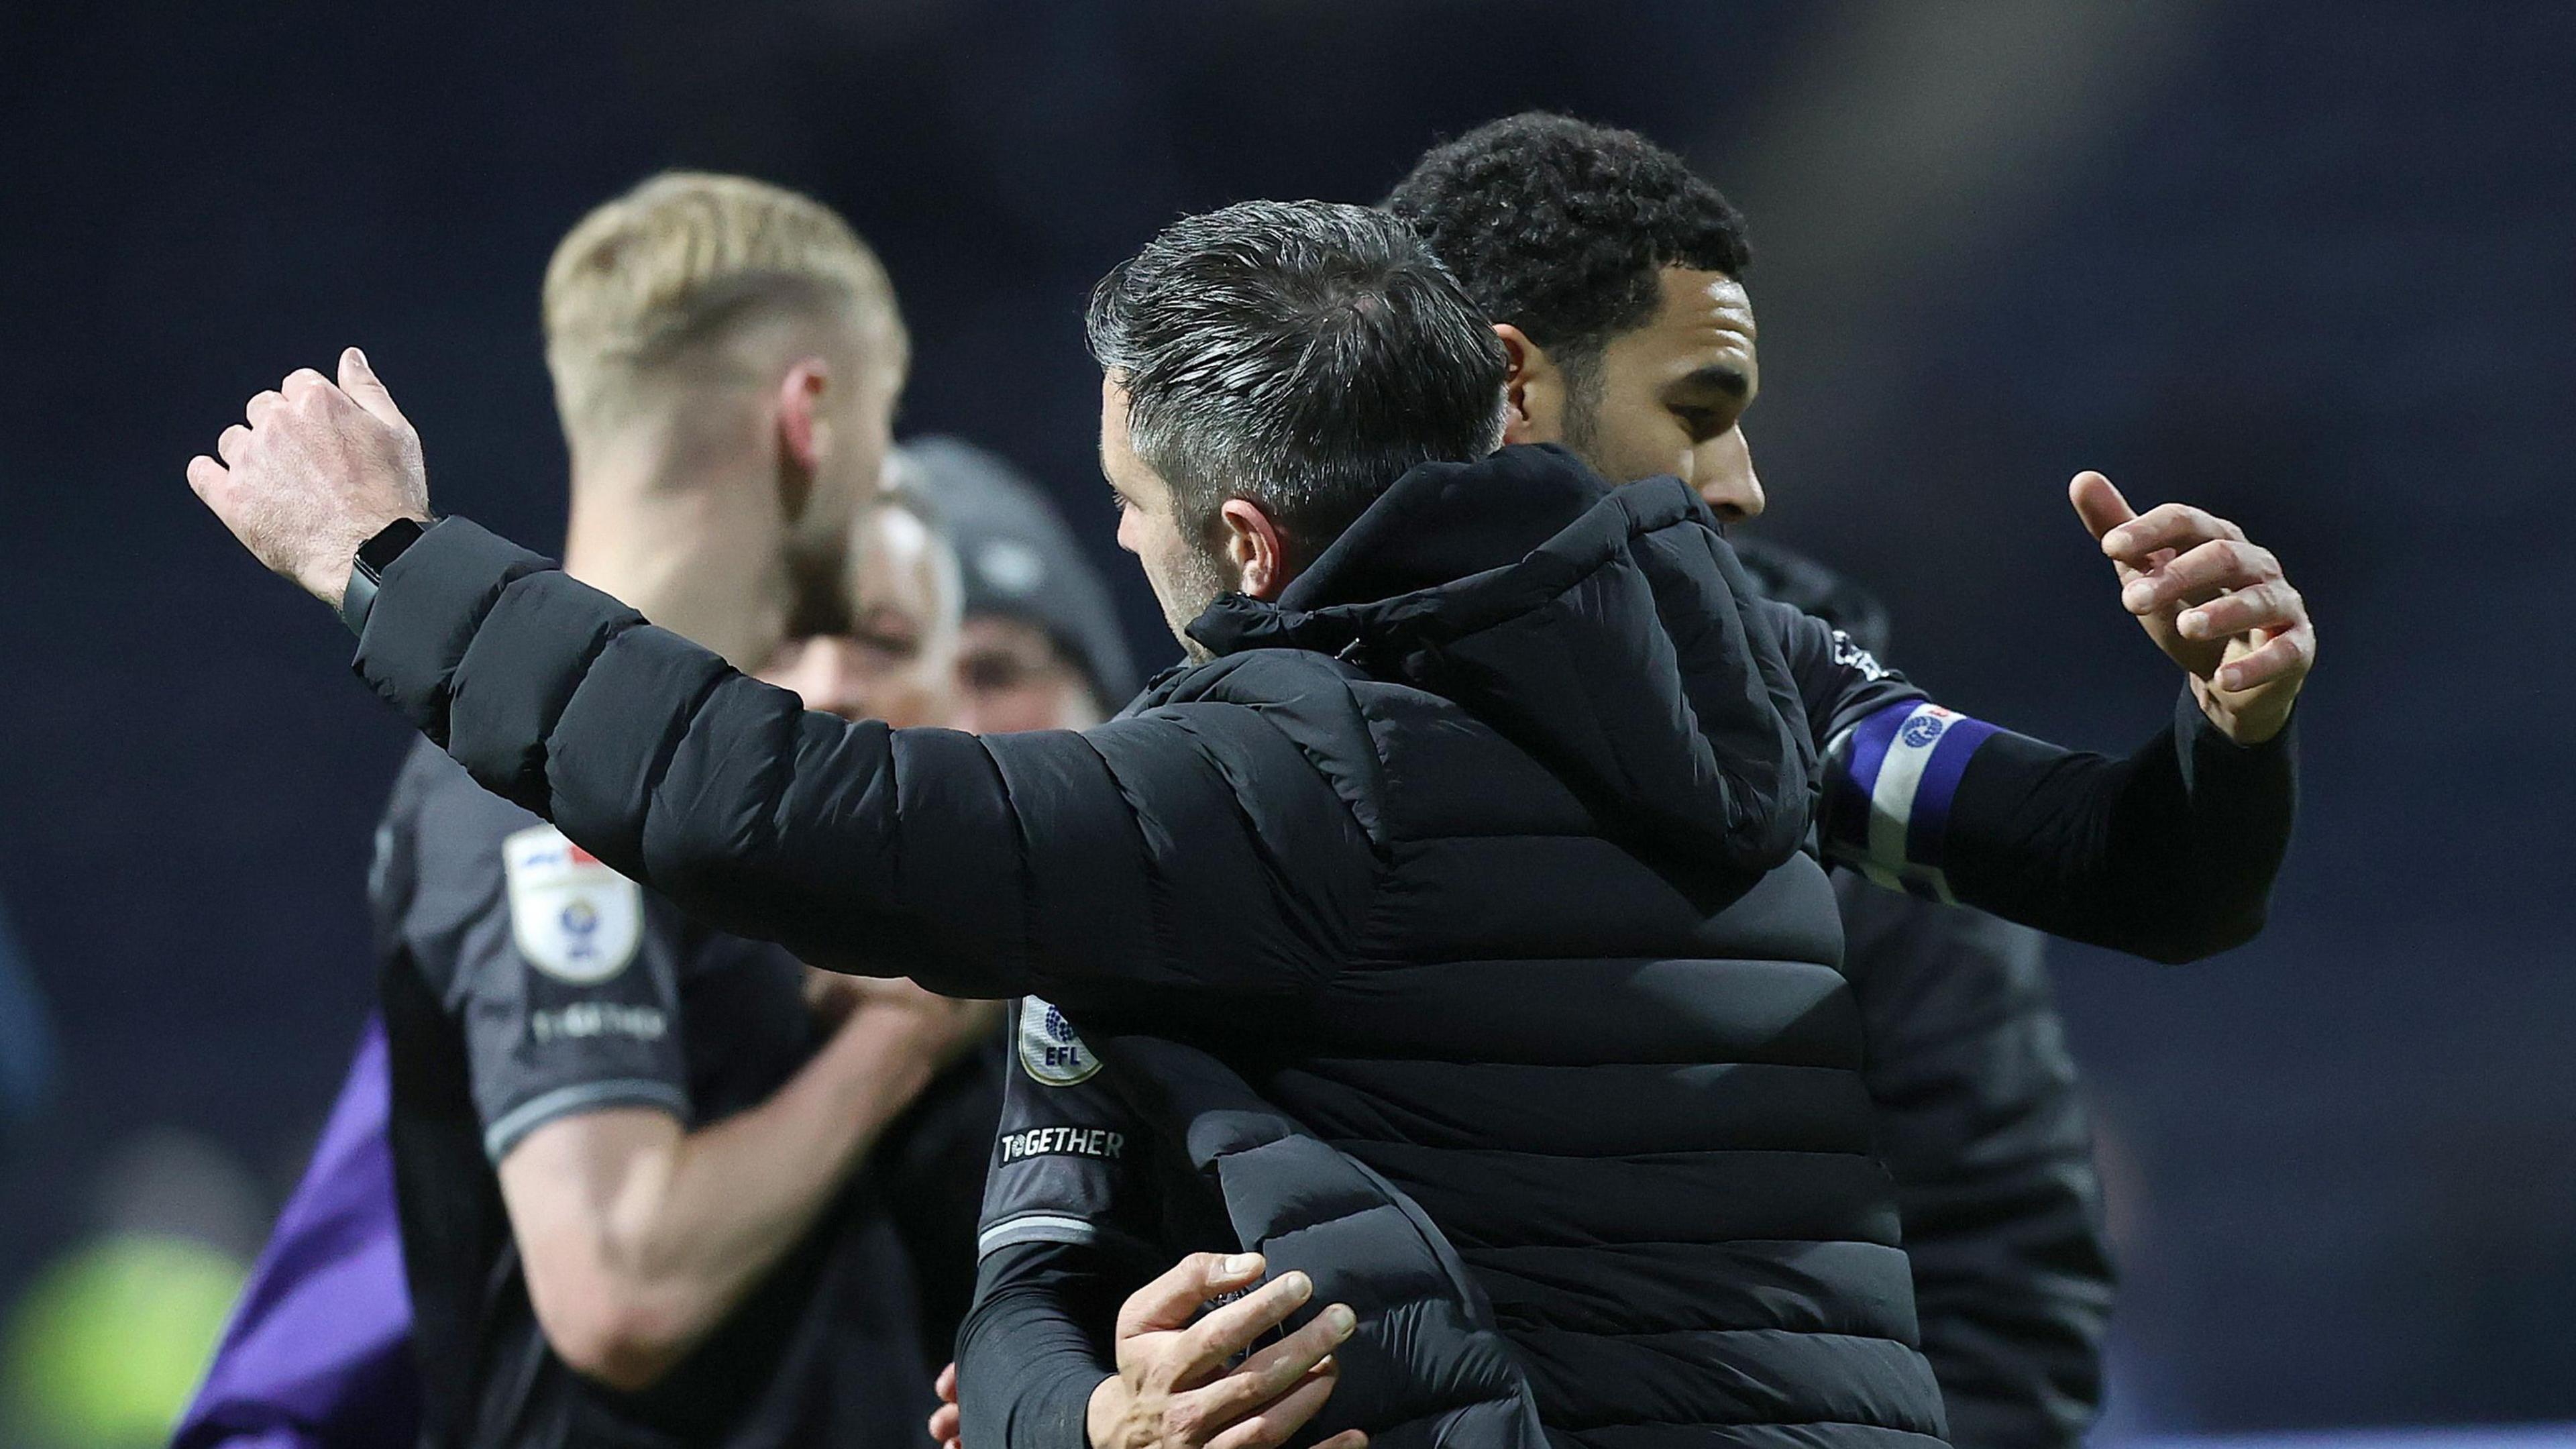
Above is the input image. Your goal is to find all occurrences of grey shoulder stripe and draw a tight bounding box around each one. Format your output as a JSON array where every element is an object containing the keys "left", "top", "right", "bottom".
[
  {"left": 482, "top": 1079, "right": 690, "bottom": 1163},
  {"left": 977, "top": 1212, "right": 1102, "bottom": 1258}
]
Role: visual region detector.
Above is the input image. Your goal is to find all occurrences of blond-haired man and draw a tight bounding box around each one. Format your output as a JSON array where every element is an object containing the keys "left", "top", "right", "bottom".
[
  {"left": 360, "top": 172, "right": 996, "bottom": 1449},
  {"left": 536, "top": 170, "right": 908, "bottom": 670}
]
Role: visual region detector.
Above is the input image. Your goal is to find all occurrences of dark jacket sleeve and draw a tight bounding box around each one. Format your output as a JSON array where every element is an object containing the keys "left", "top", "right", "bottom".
[
  {"left": 352, "top": 520, "right": 1368, "bottom": 1008},
  {"left": 1837, "top": 879, "right": 2111, "bottom": 1448}
]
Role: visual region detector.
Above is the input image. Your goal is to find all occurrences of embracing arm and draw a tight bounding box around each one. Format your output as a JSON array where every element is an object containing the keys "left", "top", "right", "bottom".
[
  {"left": 350, "top": 521, "right": 1362, "bottom": 1002},
  {"left": 499, "top": 994, "right": 966, "bottom": 1391},
  {"left": 184, "top": 353, "right": 1363, "bottom": 1007},
  {"left": 954, "top": 1248, "right": 1359, "bottom": 1449}
]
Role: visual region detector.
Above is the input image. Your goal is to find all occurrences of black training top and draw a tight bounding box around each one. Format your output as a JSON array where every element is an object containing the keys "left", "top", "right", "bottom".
[{"left": 370, "top": 738, "right": 994, "bottom": 1449}]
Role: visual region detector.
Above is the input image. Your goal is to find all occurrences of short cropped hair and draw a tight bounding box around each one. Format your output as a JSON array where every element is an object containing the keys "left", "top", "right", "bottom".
[
  {"left": 1085, "top": 199, "right": 1508, "bottom": 549},
  {"left": 542, "top": 171, "right": 907, "bottom": 431},
  {"left": 1385, "top": 113, "right": 1751, "bottom": 372}
]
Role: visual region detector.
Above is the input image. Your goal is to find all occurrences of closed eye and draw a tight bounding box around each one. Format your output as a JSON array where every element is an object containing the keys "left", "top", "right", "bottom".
[{"left": 1674, "top": 406, "right": 1732, "bottom": 444}]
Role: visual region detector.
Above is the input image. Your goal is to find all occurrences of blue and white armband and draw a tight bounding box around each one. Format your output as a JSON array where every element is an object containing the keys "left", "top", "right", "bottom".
[{"left": 1823, "top": 701, "right": 2003, "bottom": 902}]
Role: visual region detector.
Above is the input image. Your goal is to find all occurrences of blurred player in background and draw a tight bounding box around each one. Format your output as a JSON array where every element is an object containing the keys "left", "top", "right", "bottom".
[
  {"left": 172, "top": 416, "right": 1136, "bottom": 1449},
  {"left": 904, "top": 436, "right": 1138, "bottom": 733},
  {"left": 180, "top": 173, "right": 1004, "bottom": 1449},
  {"left": 1385, "top": 113, "right": 2114, "bottom": 1447}
]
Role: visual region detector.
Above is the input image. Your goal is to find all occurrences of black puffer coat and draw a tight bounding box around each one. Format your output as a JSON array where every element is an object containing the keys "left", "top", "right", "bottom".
[{"left": 358, "top": 445, "right": 1956, "bottom": 1446}]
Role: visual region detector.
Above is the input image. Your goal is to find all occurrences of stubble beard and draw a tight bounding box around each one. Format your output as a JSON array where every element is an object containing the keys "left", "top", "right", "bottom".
[{"left": 1159, "top": 542, "right": 1234, "bottom": 663}]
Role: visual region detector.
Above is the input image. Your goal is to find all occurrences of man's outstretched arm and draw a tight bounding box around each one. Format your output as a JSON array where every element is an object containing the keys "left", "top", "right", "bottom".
[
  {"left": 1796, "top": 472, "right": 2310, "bottom": 963},
  {"left": 185, "top": 354, "right": 1366, "bottom": 1004}
]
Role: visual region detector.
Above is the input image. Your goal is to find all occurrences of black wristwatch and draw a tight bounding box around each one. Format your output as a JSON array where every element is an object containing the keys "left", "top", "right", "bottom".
[{"left": 338, "top": 517, "right": 432, "bottom": 637}]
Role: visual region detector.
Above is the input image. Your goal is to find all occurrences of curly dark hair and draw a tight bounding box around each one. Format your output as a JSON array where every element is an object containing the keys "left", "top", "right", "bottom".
[{"left": 1384, "top": 112, "right": 1750, "bottom": 373}]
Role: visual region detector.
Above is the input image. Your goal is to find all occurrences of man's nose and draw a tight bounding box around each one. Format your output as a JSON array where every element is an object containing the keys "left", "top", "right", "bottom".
[{"left": 1697, "top": 431, "right": 1766, "bottom": 523}]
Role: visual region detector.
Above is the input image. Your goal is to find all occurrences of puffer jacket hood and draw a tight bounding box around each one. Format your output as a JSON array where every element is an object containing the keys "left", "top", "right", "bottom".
[{"left": 1189, "top": 444, "right": 1817, "bottom": 904}]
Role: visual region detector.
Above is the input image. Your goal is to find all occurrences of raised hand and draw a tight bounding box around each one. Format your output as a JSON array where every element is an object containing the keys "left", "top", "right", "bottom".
[
  {"left": 2071, "top": 472, "right": 2314, "bottom": 745},
  {"left": 1089, "top": 1252, "right": 1364, "bottom": 1449},
  {"left": 186, "top": 347, "right": 431, "bottom": 606}
]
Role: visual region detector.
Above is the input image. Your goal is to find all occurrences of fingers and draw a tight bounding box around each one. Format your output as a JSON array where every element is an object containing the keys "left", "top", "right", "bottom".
[
  {"left": 926, "top": 1399, "right": 961, "bottom": 1449},
  {"left": 2118, "top": 537, "right": 2282, "bottom": 616},
  {"left": 2100, "top": 500, "right": 2247, "bottom": 564},
  {"left": 1313, "top": 1435, "right": 1369, "bottom": 1449},
  {"left": 1179, "top": 1303, "right": 1356, "bottom": 1432},
  {"left": 2214, "top": 624, "right": 2314, "bottom": 692},
  {"left": 935, "top": 1360, "right": 958, "bottom": 1403},
  {"left": 1118, "top": 1252, "right": 1268, "bottom": 1340},
  {"left": 1203, "top": 1366, "right": 1338, "bottom": 1449},
  {"left": 185, "top": 455, "right": 228, "bottom": 501},
  {"left": 339, "top": 346, "right": 409, "bottom": 427},
  {"left": 2176, "top": 578, "right": 2304, "bottom": 643},
  {"left": 217, "top": 425, "right": 252, "bottom": 466},
  {"left": 2067, "top": 471, "right": 2137, "bottom": 543},
  {"left": 280, "top": 366, "right": 331, "bottom": 400},
  {"left": 1167, "top": 1271, "right": 1313, "bottom": 1386},
  {"left": 245, "top": 389, "right": 285, "bottom": 427}
]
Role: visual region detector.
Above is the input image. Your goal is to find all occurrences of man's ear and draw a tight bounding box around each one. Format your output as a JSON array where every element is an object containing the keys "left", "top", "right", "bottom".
[
  {"left": 1216, "top": 499, "right": 1292, "bottom": 601},
  {"left": 1493, "top": 323, "right": 1556, "bottom": 447},
  {"left": 775, "top": 358, "right": 832, "bottom": 523}
]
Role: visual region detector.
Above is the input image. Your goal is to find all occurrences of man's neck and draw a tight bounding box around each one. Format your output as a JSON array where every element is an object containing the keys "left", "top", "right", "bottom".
[{"left": 564, "top": 427, "right": 792, "bottom": 671}]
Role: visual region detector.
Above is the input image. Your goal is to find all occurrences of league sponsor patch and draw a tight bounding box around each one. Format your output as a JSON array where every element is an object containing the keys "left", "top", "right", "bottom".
[
  {"left": 502, "top": 826, "right": 643, "bottom": 985},
  {"left": 999, "top": 1125, "right": 1126, "bottom": 1163},
  {"left": 529, "top": 1002, "right": 667, "bottom": 1044},
  {"left": 1016, "top": 997, "right": 1102, "bottom": 1086}
]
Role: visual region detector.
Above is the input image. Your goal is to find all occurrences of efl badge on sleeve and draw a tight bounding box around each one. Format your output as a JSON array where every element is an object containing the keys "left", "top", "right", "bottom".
[
  {"left": 1016, "top": 997, "right": 1102, "bottom": 1086},
  {"left": 502, "top": 826, "right": 644, "bottom": 985}
]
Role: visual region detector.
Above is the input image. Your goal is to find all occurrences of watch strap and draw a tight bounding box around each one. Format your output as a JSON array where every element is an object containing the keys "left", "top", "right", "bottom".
[{"left": 338, "top": 517, "right": 431, "bottom": 637}]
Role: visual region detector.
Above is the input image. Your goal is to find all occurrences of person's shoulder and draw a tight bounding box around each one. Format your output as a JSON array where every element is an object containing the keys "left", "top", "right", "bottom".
[
  {"left": 1159, "top": 646, "right": 1358, "bottom": 702},
  {"left": 1148, "top": 647, "right": 1420, "bottom": 759},
  {"left": 1108, "top": 648, "right": 1401, "bottom": 837},
  {"left": 394, "top": 742, "right": 545, "bottom": 845},
  {"left": 383, "top": 741, "right": 557, "bottom": 931}
]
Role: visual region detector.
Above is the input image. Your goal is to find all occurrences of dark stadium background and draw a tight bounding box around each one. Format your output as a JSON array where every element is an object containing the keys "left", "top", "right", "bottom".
[{"left": 1, "top": 0, "right": 2569, "bottom": 1438}]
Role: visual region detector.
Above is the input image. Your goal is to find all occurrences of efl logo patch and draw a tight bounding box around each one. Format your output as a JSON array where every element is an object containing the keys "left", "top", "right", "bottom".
[
  {"left": 502, "top": 826, "right": 643, "bottom": 985},
  {"left": 1016, "top": 997, "right": 1102, "bottom": 1086}
]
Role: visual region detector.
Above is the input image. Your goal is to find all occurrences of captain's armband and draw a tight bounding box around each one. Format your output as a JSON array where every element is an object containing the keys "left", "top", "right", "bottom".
[{"left": 1821, "top": 702, "right": 2003, "bottom": 902}]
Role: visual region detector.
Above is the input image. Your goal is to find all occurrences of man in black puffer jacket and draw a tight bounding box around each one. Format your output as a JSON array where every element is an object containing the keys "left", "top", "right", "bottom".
[{"left": 187, "top": 201, "right": 2310, "bottom": 1449}]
